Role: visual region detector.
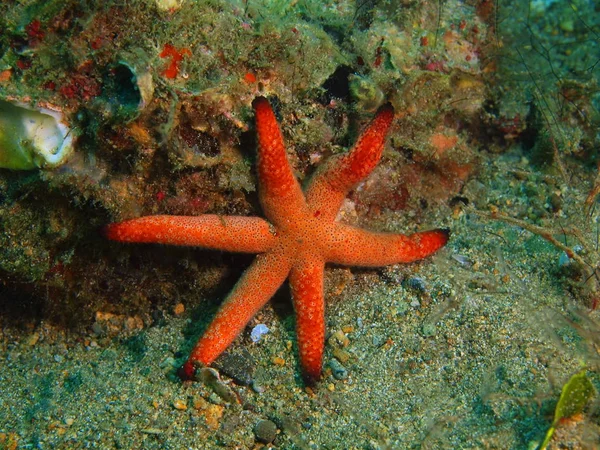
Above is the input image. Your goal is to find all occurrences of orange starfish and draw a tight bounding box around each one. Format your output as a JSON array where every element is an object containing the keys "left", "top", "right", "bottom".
[{"left": 105, "top": 97, "right": 449, "bottom": 383}]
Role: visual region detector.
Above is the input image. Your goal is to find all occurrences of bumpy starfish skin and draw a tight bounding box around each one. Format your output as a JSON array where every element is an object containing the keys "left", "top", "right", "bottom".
[{"left": 105, "top": 97, "right": 449, "bottom": 383}]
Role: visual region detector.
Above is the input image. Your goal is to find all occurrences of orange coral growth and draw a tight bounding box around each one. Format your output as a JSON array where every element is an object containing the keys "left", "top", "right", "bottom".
[
  {"left": 0, "top": 69, "right": 11, "bottom": 83},
  {"left": 243, "top": 72, "right": 257, "bottom": 83},
  {"left": 160, "top": 44, "right": 192, "bottom": 79},
  {"left": 430, "top": 132, "right": 459, "bottom": 156}
]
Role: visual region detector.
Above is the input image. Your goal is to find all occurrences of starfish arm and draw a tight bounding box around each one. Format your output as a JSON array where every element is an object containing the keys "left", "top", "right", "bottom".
[
  {"left": 325, "top": 224, "right": 450, "bottom": 266},
  {"left": 253, "top": 97, "right": 308, "bottom": 225},
  {"left": 181, "top": 249, "right": 294, "bottom": 378},
  {"left": 289, "top": 254, "right": 325, "bottom": 384},
  {"left": 104, "top": 215, "right": 277, "bottom": 253},
  {"left": 305, "top": 103, "right": 395, "bottom": 220}
]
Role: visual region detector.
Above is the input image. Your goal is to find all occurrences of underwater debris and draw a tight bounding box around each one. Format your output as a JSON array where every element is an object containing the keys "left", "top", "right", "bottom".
[
  {"left": 0, "top": 100, "right": 75, "bottom": 170},
  {"left": 250, "top": 324, "right": 269, "bottom": 343}
]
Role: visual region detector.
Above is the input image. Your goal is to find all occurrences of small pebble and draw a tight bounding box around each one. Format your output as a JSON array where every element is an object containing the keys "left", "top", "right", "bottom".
[
  {"left": 372, "top": 334, "right": 386, "bottom": 347},
  {"left": 329, "top": 329, "right": 350, "bottom": 347},
  {"left": 91, "top": 322, "right": 104, "bottom": 336},
  {"left": 160, "top": 356, "right": 177, "bottom": 369},
  {"left": 173, "top": 399, "right": 187, "bottom": 410},
  {"left": 281, "top": 416, "right": 302, "bottom": 436},
  {"left": 451, "top": 254, "right": 472, "bottom": 267},
  {"left": 213, "top": 350, "right": 255, "bottom": 386},
  {"left": 405, "top": 276, "right": 426, "bottom": 292},
  {"left": 272, "top": 356, "right": 285, "bottom": 366},
  {"left": 332, "top": 347, "right": 350, "bottom": 364},
  {"left": 26, "top": 333, "right": 40, "bottom": 346},
  {"left": 254, "top": 419, "right": 278, "bottom": 444},
  {"left": 329, "top": 359, "right": 348, "bottom": 380},
  {"left": 140, "top": 428, "right": 163, "bottom": 435},
  {"left": 251, "top": 380, "right": 265, "bottom": 393},
  {"left": 422, "top": 322, "right": 436, "bottom": 337}
]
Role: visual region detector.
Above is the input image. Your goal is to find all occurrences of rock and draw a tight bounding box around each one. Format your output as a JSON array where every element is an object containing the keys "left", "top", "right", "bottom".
[
  {"left": 254, "top": 419, "right": 277, "bottom": 444},
  {"left": 329, "top": 359, "right": 348, "bottom": 380},
  {"left": 213, "top": 349, "right": 255, "bottom": 386}
]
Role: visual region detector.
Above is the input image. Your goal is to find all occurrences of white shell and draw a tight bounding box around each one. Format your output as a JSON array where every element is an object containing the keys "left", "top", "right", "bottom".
[{"left": 0, "top": 100, "right": 75, "bottom": 170}]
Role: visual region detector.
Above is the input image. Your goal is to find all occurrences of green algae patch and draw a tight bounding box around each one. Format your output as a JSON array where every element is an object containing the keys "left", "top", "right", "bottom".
[{"left": 540, "top": 370, "right": 596, "bottom": 450}]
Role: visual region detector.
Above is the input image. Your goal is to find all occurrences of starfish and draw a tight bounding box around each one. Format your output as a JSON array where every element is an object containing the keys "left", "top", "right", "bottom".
[{"left": 105, "top": 97, "right": 449, "bottom": 383}]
